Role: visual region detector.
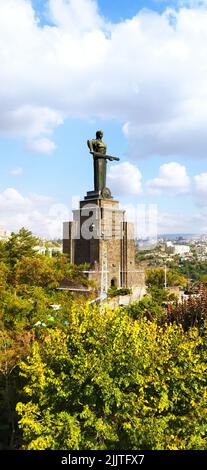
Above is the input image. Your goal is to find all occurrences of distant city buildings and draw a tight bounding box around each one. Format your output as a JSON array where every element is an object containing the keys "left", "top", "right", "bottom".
[
  {"left": 0, "top": 226, "right": 62, "bottom": 256},
  {"left": 174, "top": 245, "right": 190, "bottom": 256},
  {"left": 34, "top": 244, "right": 62, "bottom": 256},
  {"left": 136, "top": 233, "right": 207, "bottom": 264}
]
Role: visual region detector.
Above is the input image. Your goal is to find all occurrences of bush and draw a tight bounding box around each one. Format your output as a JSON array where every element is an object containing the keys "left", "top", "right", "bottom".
[
  {"left": 108, "top": 287, "right": 132, "bottom": 297},
  {"left": 16, "top": 304, "right": 207, "bottom": 450}
]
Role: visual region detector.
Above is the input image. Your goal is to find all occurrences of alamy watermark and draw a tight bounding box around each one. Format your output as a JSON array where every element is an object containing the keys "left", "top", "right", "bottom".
[{"left": 58, "top": 197, "right": 158, "bottom": 248}]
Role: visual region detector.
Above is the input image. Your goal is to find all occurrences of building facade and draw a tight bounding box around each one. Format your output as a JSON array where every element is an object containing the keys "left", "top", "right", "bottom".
[{"left": 63, "top": 193, "right": 144, "bottom": 293}]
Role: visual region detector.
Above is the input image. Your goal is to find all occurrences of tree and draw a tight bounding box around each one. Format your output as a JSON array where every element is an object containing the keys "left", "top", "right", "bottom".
[
  {"left": 200, "top": 274, "right": 207, "bottom": 285},
  {"left": 0, "top": 262, "right": 9, "bottom": 291},
  {"left": 146, "top": 268, "right": 165, "bottom": 288},
  {"left": 5, "top": 228, "right": 38, "bottom": 268},
  {"left": 167, "top": 270, "right": 186, "bottom": 287},
  {"left": 15, "top": 256, "right": 60, "bottom": 288},
  {"left": 0, "top": 329, "right": 33, "bottom": 449},
  {"left": 169, "top": 284, "right": 207, "bottom": 332},
  {"left": 0, "top": 228, "right": 92, "bottom": 449},
  {"left": 0, "top": 241, "right": 6, "bottom": 260},
  {"left": 16, "top": 304, "right": 207, "bottom": 450},
  {"left": 146, "top": 268, "right": 186, "bottom": 288},
  {"left": 2, "top": 227, "right": 207, "bottom": 451},
  {"left": 125, "top": 295, "right": 164, "bottom": 321}
]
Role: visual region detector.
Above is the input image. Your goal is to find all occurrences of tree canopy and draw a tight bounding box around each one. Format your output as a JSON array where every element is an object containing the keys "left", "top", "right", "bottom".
[
  {"left": 146, "top": 267, "right": 186, "bottom": 288},
  {"left": 1, "top": 228, "right": 207, "bottom": 450},
  {"left": 17, "top": 305, "right": 207, "bottom": 450}
]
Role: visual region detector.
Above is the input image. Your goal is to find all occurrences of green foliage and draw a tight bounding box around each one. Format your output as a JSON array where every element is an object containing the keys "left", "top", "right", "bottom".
[
  {"left": 4, "top": 228, "right": 38, "bottom": 268},
  {"left": 0, "top": 227, "right": 91, "bottom": 448},
  {"left": 200, "top": 274, "right": 207, "bottom": 284},
  {"left": 148, "top": 286, "right": 176, "bottom": 304},
  {"left": 0, "top": 329, "right": 33, "bottom": 449},
  {"left": 108, "top": 287, "right": 132, "bottom": 297},
  {"left": 169, "top": 285, "right": 207, "bottom": 332},
  {"left": 168, "top": 259, "right": 207, "bottom": 283},
  {"left": 146, "top": 268, "right": 186, "bottom": 288},
  {"left": 125, "top": 296, "right": 164, "bottom": 321},
  {"left": 1, "top": 227, "right": 207, "bottom": 450},
  {"left": 15, "top": 256, "right": 61, "bottom": 288},
  {"left": 0, "top": 262, "right": 9, "bottom": 291},
  {"left": 125, "top": 287, "right": 178, "bottom": 324},
  {"left": 16, "top": 306, "right": 207, "bottom": 450},
  {"left": 167, "top": 270, "right": 186, "bottom": 287},
  {"left": 0, "top": 241, "right": 6, "bottom": 259}
]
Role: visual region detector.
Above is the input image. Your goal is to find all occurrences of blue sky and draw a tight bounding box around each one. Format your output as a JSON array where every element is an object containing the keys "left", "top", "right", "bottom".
[{"left": 0, "top": 0, "right": 207, "bottom": 238}]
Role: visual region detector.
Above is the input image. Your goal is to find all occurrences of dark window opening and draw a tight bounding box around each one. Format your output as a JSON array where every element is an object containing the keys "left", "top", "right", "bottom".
[{"left": 111, "top": 277, "right": 117, "bottom": 287}]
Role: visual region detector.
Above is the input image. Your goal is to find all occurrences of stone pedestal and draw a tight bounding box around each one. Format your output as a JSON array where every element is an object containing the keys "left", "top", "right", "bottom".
[{"left": 63, "top": 195, "right": 140, "bottom": 292}]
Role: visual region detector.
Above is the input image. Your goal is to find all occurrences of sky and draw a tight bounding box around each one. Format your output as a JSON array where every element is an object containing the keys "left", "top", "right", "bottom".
[{"left": 1, "top": 0, "right": 207, "bottom": 238}]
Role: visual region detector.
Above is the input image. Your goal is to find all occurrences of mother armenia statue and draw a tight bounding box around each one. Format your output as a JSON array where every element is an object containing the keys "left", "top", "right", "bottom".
[{"left": 87, "top": 130, "right": 119, "bottom": 199}]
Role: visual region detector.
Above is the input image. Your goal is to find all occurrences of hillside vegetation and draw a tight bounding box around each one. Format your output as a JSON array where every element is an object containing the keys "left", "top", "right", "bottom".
[{"left": 0, "top": 229, "right": 207, "bottom": 450}]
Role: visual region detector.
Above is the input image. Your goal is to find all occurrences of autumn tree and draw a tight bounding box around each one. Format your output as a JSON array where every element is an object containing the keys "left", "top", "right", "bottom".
[
  {"left": 15, "top": 256, "right": 60, "bottom": 288},
  {"left": 16, "top": 304, "right": 207, "bottom": 450},
  {"left": 146, "top": 268, "right": 186, "bottom": 288}
]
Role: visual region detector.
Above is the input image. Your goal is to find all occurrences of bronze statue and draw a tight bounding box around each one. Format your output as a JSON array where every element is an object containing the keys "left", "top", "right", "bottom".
[{"left": 87, "top": 130, "right": 119, "bottom": 198}]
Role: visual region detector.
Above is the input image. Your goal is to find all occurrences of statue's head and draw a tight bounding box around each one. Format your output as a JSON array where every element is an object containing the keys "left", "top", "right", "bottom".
[{"left": 96, "top": 130, "right": 103, "bottom": 139}]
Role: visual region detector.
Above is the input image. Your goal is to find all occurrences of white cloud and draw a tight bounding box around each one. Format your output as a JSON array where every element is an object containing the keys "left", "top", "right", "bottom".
[
  {"left": 10, "top": 167, "right": 23, "bottom": 176},
  {"left": 26, "top": 137, "right": 56, "bottom": 154},
  {"left": 194, "top": 172, "right": 207, "bottom": 195},
  {"left": 190, "top": 207, "right": 207, "bottom": 232},
  {"left": 108, "top": 162, "right": 142, "bottom": 195},
  {"left": 147, "top": 162, "right": 190, "bottom": 194},
  {"left": 48, "top": 0, "right": 103, "bottom": 32},
  {"left": 0, "top": 188, "right": 30, "bottom": 211},
  {"left": 1, "top": 185, "right": 207, "bottom": 238},
  {"left": 193, "top": 172, "right": 207, "bottom": 207},
  {"left": 158, "top": 210, "right": 195, "bottom": 233},
  {"left": 178, "top": 1, "right": 207, "bottom": 7},
  {"left": 29, "top": 193, "right": 54, "bottom": 204},
  {"left": 0, "top": 187, "right": 71, "bottom": 238},
  {"left": 0, "top": 106, "right": 62, "bottom": 139},
  {"left": 1, "top": 1, "right": 207, "bottom": 157}
]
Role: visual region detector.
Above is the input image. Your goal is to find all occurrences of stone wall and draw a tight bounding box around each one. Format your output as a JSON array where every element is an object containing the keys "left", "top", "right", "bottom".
[{"left": 63, "top": 197, "right": 145, "bottom": 292}]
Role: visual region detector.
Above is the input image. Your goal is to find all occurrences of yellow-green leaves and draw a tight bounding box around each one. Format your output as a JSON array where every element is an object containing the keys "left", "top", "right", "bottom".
[{"left": 16, "top": 304, "right": 207, "bottom": 450}]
